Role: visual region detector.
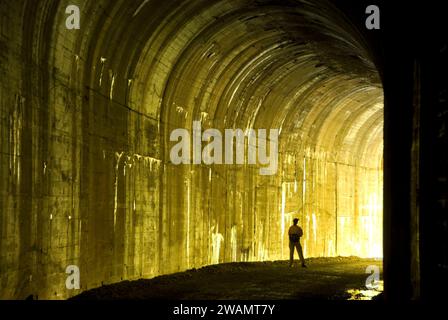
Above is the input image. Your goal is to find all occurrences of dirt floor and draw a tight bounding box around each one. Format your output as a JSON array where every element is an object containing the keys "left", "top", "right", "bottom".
[{"left": 71, "top": 257, "right": 383, "bottom": 300}]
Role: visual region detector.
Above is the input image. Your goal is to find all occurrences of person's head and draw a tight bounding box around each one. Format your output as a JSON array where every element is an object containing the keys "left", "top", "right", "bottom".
[{"left": 293, "top": 218, "right": 299, "bottom": 225}]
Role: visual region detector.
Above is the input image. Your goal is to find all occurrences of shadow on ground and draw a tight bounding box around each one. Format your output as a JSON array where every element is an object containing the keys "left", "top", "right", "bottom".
[{"left": 71, "top": 257, "right": 383, "bottom": 300}]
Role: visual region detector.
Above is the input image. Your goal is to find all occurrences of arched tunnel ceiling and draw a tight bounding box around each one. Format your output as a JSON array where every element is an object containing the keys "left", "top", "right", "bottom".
[
  {"left": 57, "top": 0, "right": 383, "bottom": 168},
  {"left": 0, "top": 0, "right": 385, "bottom": 299}
]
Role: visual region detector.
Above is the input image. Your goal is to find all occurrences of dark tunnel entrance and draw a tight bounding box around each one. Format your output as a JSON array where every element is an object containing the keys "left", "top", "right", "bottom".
[{"left": 0, "top": 0, "right": 387, "bottom": 300}]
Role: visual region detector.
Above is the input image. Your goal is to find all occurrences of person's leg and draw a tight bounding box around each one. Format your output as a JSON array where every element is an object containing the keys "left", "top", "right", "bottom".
[
  {"left": 289, "top": 241, "right": 294, "bottom": 266},
  {"left": 293, "top": 243, "right": 300, "bottom": 263},
  {"left": 297, "top": 242, "right": 306, "bottom": 267}
]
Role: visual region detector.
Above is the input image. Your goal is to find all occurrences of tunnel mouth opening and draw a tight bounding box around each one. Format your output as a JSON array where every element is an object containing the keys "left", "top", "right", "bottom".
[{"left": 0, "top": 0, "right": 385, "bottom": 300}]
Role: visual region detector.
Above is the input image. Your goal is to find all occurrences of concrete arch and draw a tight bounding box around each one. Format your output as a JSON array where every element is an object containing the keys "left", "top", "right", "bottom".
[{"left": 0, "top": 0, "right": 383, "bottom": 299}]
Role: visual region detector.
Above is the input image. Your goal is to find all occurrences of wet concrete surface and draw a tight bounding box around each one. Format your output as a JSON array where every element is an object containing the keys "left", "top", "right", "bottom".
[{"left": 71, "top": 257, "right": 383, "bottom": 300}]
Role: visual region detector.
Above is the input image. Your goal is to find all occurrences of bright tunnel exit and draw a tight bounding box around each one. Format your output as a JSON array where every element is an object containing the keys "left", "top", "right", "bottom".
[
  {"left": 279, "top": 93, "right": 383, "bottom": 260},
  {"left": 279, "top": 99, "right": 383, "bottom": 260}
]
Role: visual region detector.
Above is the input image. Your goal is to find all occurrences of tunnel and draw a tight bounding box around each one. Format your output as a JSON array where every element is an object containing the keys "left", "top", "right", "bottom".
[{"left": 2, "top": 0, "right": 444, "bottom": 302}]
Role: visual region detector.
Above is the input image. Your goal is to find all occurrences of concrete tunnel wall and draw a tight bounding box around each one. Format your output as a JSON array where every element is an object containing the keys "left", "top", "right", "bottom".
[{"left": 0, "top": 0, "right": 383, "bottom": 299}]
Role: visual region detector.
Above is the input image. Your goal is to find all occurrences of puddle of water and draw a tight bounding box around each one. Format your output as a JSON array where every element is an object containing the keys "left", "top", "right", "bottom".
[{"left": 346, "top": 281, "right": 383, "bottom": 300}]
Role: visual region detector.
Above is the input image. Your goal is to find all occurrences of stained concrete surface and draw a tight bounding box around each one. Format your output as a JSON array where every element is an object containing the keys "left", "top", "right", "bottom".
[
  {"left": 0, "top": 0, "right": 383, "bottom": 300},
  {"left": 71, "top": 257, "right": 382, "bottom": 300}
]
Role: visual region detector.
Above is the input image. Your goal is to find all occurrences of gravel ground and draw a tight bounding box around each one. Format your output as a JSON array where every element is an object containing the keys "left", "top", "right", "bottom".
[{"left": 71, "top": 257, "right": 383, "bottom": 300}]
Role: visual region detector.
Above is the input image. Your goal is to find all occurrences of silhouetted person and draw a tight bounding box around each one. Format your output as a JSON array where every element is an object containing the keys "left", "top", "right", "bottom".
[{"left": 288, "top": 218, "right": 306, "bottom": 267}]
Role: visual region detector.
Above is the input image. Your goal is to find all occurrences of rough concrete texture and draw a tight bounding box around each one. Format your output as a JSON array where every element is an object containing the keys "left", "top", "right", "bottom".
[{"left": 0, "top": 0, "right": 382, "bottom": 299}]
